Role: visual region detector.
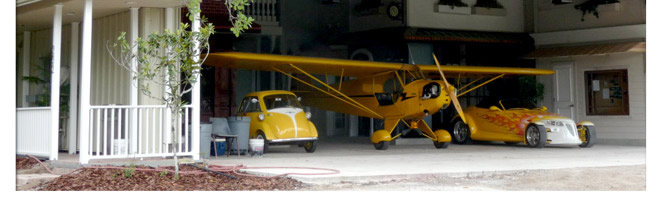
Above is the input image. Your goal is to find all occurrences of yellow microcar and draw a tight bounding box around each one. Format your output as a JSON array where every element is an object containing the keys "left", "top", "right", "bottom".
[{"left": 237, "top": 90, "right": 319, "bottom": 153}]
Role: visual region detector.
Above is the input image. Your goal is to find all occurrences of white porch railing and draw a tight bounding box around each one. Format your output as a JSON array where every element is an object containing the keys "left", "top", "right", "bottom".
[
  {"left": 246, "top": 0, "right": 279, "bottom": 26},
  {"left": 84, "top": 105, "right": 194, "bottom": 161},
  {"left": 17, "top": 107, "right": 52, "bottom": 158}
]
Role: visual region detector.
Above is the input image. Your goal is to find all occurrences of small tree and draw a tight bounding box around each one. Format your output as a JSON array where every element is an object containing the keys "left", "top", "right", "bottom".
[{"left": 108, "top": 0, "right": 253, "bottom": 179}]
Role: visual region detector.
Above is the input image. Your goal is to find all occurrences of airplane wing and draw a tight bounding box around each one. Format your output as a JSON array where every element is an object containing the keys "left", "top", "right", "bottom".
[
  {"left": 204, "top": 52, "right": 405, "bottom": 77},
  {"left": 417, "top": 64, "right": 555, "bottom": 77}
]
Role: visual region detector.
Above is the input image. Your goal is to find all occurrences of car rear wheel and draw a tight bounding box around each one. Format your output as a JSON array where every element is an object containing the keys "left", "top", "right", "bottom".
[
  {"left": 374, "top": 141, "right": 389, "bottom": 150},
  {"left": 256, "top": 133, "right": 269, "bottom": 153},
  {"left": 525, "top": 124, "right": 547, "bottom": 148},
  {"left": 451, "top": 119, "right": 472, "bottom": 144},
  {"left": 304, "top": 140, "right": 317, "bottom": 153},
  {"left": 578, "top": 125, "right": 597, "bottom": 148}
]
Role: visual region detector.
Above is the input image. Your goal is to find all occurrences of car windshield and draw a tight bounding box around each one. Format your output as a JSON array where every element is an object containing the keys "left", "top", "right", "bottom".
[
  {"left": 500, "top": 99, "right": 539, "bottom": 110},
  {"left": 476, "top": 98, "right": 539, "bottom": 110},
  {"left": 263, "top": 94, "right": 303, "bottom": 110}
]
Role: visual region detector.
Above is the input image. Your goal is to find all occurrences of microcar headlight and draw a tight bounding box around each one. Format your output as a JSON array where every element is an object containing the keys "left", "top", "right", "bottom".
[
  {"left": 258, "top": 113, "right": 265, "bottom": 121},
  {"left": 305, "top": 112, "right": 312, "bottom": 119}
]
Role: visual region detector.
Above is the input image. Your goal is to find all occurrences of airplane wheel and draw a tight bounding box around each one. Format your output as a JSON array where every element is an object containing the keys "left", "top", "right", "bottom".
[
  {"left": 451, "top": 119, "right": 472, "bottom": 144},
  {"left": 578, "top": 125, "right": 597, "bottom": 148},
  {"left": 525, "top": 124, "right": 547, "bottom": 148},
  {"left": 433, "top": 141, "right": 449, "bottom": 149},
  {"left": 304, "top": 140, "right": 317, "bottom": 153},
  {"left": 256, "top": 133, "right": 269, "bottom": 153},
  {"left": 374, "top": 141, "right": 389, "bottom": 150}
]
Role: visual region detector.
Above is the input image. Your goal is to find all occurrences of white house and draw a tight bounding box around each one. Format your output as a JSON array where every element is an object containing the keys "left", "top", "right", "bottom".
[
  {"left": 16, "top": 0, "right": 203, "bottom": 164},
  {"left": 529, "top": 0, "right": 646, "bottom": 146}
]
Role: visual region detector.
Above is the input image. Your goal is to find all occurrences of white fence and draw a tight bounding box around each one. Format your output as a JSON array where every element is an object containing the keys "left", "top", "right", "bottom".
[
  {"left": 246, "top": 0, "right": 279, "bottom": 25},
  {"left": 84, "top": 105, "right": 194, "bottom": 161},
  {"left": 17, "top": 107, "right": 52, "bottom": 158}
]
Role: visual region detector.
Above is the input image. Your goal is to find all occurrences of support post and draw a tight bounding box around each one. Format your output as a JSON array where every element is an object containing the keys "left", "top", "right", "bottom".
[
  {"left": 68, "top": 22, "right": 80, "bottom": 154},
  {"left": 191, "top": 5, "right": 201, "bottom": 161},
  {"left": 164, "top": 7, "right": 174, "bottom": 148},
  {"left": 79, "top": 0, "right": 93, "bottom": 164},
  {"left": 129, "top": 7, "right": 139, "bottom": 155},
  {"left": 49, "top": 3, "right": 63, "bottom": 161},
  {"left": 22, "top": 31, "right": 30, "bottom": 107}
]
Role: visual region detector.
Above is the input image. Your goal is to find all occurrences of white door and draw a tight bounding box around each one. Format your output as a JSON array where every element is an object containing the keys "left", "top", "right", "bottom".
[{"left": 553, "top": 63, "right": 576, "bottom": 121}]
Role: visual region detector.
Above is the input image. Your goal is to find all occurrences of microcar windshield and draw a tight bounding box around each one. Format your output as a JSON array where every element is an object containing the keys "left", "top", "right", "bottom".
[{"left": 263, "top": 94, "right": 303, "bottom": 110}]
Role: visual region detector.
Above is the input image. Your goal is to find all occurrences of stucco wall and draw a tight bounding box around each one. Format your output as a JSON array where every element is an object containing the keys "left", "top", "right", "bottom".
[
  {"left": 537, "top": 52, "right": 645, "bottom": 145},
  {"left": 407, "top": 0, "right": 525, "bottom": 32},
  {"left": 534, "top": 0, "right": 645, "bottom": 33}
]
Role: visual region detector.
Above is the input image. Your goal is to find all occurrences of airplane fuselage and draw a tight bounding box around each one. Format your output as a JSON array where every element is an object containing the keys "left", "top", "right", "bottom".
[{"left": 297, "top": 73, "right": 452, "bottom": 121}]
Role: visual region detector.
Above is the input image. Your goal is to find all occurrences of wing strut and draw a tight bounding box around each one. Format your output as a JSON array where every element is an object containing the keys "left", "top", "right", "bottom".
[
  {"left": 272, "top": 66, "right": 384, "bottom": 119},
  {"left": 457, "top": 74, "right": 505, "bottom": 97}
]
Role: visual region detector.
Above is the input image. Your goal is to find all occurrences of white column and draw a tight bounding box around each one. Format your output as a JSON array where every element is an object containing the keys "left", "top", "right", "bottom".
[
  {"left": 49, "top": 3, "right": 63, "bottom": 161},
  {"left": 22, "top": 31, "right": 31, "bottom": 107},
  {"left": 191, "top": 5, "right": 201, "bottom": 161},
  {"left": 129, "top": 7, "right": 139, "bottom": 155},
  {"left": 79, "top": 0, "right": 93, "bottom": 164},
  {"left": 163, "top": 7, "right": 174, "bottom": 146},
  {"left": 68, "top": 22, "right": 80, "bottom": 154}
]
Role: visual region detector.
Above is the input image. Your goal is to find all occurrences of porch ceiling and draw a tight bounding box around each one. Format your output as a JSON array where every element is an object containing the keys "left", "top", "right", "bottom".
[{"left": 17, "top": 0, "right": 186, "bottom": 32}]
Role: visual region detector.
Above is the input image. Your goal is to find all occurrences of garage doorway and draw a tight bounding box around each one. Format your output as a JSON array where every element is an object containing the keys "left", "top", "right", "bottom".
[{"left": 553, "top": 62, "right": 576, "bottom": 121}]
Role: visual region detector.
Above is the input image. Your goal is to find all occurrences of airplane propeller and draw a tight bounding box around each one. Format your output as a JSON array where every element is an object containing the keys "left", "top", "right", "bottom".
[{"left": 432, "top": 54, "right": 466, "bottom": 123}]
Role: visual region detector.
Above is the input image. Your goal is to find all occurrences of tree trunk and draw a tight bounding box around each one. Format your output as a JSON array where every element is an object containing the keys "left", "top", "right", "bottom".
[{"left": 171, "top": 108, "right": 179, "bottom": 179}]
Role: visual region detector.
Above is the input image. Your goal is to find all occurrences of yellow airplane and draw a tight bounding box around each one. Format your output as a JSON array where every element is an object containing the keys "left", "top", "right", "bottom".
[{"left": 204, "top": 52, "right": 554, "bottom": 150}]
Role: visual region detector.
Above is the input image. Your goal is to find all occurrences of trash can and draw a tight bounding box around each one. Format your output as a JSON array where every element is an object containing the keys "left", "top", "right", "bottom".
[
  {"left": 199, "top": 123, "right": 212, "bottom": 159},
  {"left": 228, "top": 116, "right": 251, "bottom": 154},
  {"left": 211, "top": 138, "right": 226, "bottom": 156}
]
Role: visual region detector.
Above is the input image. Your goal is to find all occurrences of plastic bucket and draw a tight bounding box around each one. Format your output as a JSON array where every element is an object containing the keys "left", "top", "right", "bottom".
[{"left": 248, "top": 139, "right": 264, "bottom": 157}]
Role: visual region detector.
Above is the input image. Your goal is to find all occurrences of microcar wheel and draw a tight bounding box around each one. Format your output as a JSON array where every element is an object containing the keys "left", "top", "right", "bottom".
[
  {"left": 578, "top": 125, "right": 597, "bottom": 148},
  {"left": 451, "top": 119, "right": 472, "bottom": 144},
  {"left": 433, "top": 141, "right": 450, "bottom": 149},
  {"left": 256, "top": 133, "right": 269, "bottom": 153},
  {"left": 374, "top": 141, "right": 389, "bottom": 150},
  {"left": 525, "top": 124, "right": 547, "bottom": 148},
  {"left": 304, "top": 140, "right": 318, "bottom": 153}
]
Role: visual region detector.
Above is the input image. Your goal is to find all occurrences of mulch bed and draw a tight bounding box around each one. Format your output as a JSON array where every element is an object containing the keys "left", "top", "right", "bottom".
[
  {"left": 40, "top": 165, "right": 304, "bottom": 191},
  {"left": 16, "top": 156, "right": 40, "bottom": 170}
]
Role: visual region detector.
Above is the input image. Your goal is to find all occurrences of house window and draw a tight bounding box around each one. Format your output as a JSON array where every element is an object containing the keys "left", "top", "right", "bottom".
[{"left": 585, "top": 69, "right": 629, "bottom": 115}]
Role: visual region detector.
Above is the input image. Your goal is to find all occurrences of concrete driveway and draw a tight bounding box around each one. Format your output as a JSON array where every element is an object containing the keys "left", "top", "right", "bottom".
[{"left": 207, "top": 137, "right": 646, "bottom": 184}]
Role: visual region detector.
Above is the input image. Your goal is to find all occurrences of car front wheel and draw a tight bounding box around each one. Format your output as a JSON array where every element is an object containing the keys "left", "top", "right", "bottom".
[
  {"left": 256, "top": 133, "right": 269, "bottom": 153},
  {"left": 452, "top": 119, "right": 472, "bottom": 144},
  {"left": 578, "top": 125, "right": 597, "bottom": 148},
  {"left": 525, "top": 124, "right": 547, "bottom": 148}
]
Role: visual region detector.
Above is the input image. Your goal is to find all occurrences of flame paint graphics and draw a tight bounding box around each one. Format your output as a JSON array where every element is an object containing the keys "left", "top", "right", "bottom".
[{"left": 480, "top": 112, "right": 560, "bottom": 136}]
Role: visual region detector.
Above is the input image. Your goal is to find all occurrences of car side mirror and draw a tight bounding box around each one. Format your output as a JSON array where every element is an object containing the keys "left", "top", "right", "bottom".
[
  {"left": 489, "top": 106, "right": 501, "bottom": 111},
  {"left": 541, "top": 106, "right": 547, "bottom": 111}
]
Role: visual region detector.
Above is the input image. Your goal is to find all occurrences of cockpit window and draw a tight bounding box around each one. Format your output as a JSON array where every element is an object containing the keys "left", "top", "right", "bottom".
[
  {"left": 263, "top": 94, "right": 303, "bottom": 110},
  {"left": 421, "top": 82, "right": 441, "bottom": 100}
]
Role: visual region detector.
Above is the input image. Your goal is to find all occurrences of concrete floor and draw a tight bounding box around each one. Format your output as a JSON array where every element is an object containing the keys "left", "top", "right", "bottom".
[
  {"left": 49, "top": 136, "right": 646, "bottom": 185},
  {"left": 206, "top": 137, "right": 646, "bottom": 184}
]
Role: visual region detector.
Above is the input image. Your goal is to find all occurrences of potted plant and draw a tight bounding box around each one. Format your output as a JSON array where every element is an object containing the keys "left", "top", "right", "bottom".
[
  {"left": 435, "top": 0, "right": 471, "bottom": 15},
  {"left": 472, "top": 0, "right": 506, "bottom": 16}
]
